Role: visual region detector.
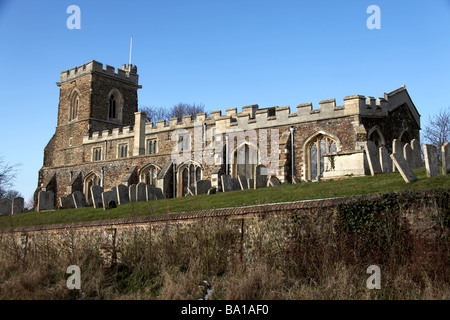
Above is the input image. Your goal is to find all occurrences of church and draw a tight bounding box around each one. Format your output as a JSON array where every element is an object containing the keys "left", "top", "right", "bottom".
[{"left": 34, "top": 60, "right": 421, "bottom": 210}]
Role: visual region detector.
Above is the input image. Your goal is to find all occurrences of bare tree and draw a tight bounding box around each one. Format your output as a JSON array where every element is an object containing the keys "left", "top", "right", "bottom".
[
  {"left": 422, "top": 107, "right": 450, "bottom": 161},
  {"left": 0, "top": 157, "right": 21, "bottom": 199},
  {"left": 140, "top": 102, "right": 206, "bottom": 123}
]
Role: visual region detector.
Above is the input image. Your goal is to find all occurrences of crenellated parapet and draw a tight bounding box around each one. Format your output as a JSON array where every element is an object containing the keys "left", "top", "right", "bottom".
[
  {"left": 59, "top": 60, "right": 139, "bottom": 85},
  {"left": 82, "top": 86, "right": 411, "bottom": 146},
  {"left": 83, "top": 125, "right": 134, "bottom": 144}
]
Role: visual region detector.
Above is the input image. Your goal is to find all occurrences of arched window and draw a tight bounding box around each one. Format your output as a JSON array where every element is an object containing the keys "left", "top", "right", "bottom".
[
  {"left": 84, "top": 172, "right": 101, "bottom": 201},
  {"left": 109, "top": 95, "right": 116, "bottom": 119},
  {"left": 232, "top": 143, "right": 258, "bottom": 179},
  {"left": 368, "top": 127, "right": 385, "bottom": 149},
  {"left": 307, "top": 135, "right": 337, "bottom": 180},
  {"left": 178, "top": 163, "right": 202, "bottom": 197},
  {"left": 140, "top": 164, "right": 160, "bottom": 186},
  {"left": 69, "top": 90, "right": 80, "bottom": 121}
]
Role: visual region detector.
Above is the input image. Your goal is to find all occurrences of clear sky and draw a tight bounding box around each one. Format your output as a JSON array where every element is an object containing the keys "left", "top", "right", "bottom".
[{"left": 0, "top": 0, "right": 449, "bottom": 203}]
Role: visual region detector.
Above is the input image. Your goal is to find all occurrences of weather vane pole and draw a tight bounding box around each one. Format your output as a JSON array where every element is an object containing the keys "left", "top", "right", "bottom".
[{"left": 129, "top": 36, "right": 133, "bottom": 70}]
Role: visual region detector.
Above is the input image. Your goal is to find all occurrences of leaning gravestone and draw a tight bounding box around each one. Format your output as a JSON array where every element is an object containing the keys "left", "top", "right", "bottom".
[
  {"left": 129, "top": 184, "right": 137, "bottom": 202},
  {"left": 423, "top": 144, "right": 440, "bottom": 177},
  {"left": 364, "top": 141, "right": 382, "bottom": 175},
  {"left": 197, "top": 180, "right": 212, "bottom": 195},
  {"left": 379, "top": 146, "right": 392, "bottom": 173},
  {"left": 0, "top": 198, "right": 12, "bottom": 216},
  {"left": 91, "top": 185, "right": 104, "bottom": 208},
  {"left": 12, "top": 197, "right": 24, "bottom": 215},
  {"left": 231, "top": 177, "right": 241, "bottom": 191},
  {"left": 116, "top": 184, "right": 130, "bottom": 205},
  {"left": 72, "top": 191, "right": 88, "bottom": 208},
  {"left": 268, "top": 175, "right": 281, "bottom": 187},
  {"left": 102, "top": 191, "right": 116, "bottom": 210},
  {"left": 442, "top": 142, "right": 450, "bottom": 175},
  {"left": 136, "top": 182, "right": 147, "bottom": 202},
  {"left": 238, "top": 175, "right": 248, "bottom": 190},
  {"left": 59, "top": 195, "right": 75, "bottom": 209},
  {"left": 207, "top": 187, "right": 216, "bottom": 195},
  {"left": 37, "top": 190, "right": 55, "bottom": 211},
  {"left": 254, "top": 165, "right": 268, "bottom": 189},
  {"left": 391, "top": 153, "right": 417, "bottom": 183},
  {"left": 248, "top": 178, "right": 254, "bottom": 189}
]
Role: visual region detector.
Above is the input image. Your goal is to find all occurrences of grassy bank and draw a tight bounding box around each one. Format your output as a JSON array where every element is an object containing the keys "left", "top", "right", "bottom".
[{"left": 1, "top": 168, "right": 449, "bottom": 230}]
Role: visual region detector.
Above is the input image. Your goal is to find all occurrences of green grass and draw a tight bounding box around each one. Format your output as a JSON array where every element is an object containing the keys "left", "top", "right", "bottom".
[{"left": 1, "top": 168, "right": 449, "bottom": 230}]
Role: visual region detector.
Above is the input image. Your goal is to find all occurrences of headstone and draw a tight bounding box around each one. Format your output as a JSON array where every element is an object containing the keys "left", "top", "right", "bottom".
[
  {"left": 403, "top": 143, "right": 413, "bottom": 167},
  {"left": 116, "top": 184, "right": 130, "bottom": 205},
  {"left": 136, "top": 182, "right": 147, "bottom": 202},
  {"left": 0, "top": 198, "right": 12, "bottom": 216},
  {"left": 102, "top": 191, "right": 116, "bottom": 210},
  {"left": 231, "top": 177, "right": 240, "bottom": 190},
  {"left": 187, "top": 187, "right": 195, "bottom": 196},
  {"left": 392, "top": 139, "right": 403, "bottom": 172},
  {"left": 37, "top": 190, "right": 54, "bottom": 211},
  {"left": 58, "top": 197, "right": 67, "bottom": 209},
  {"left": 254, "top": 165, "right": 268, "bottom": 189},
  {"left": 378, "top": 146, "right": 392, "bottom": 173},
  {"left": 442, "top": 142, "right": 450, "bottom": 174},
  {"left": 72, "top": 191, "right": 87, "bottom": 208},
  {"left": 268, "top": 175, "right": 281, "bottom": 187},
  {"left": 248, "top": 178, "right": 254, "bottom": 189},
  {"left": 390, "top": 153, "right": 417, "bottom": 183},
  {"left": 221, "top": 175, "right": 234, "bottom": 192},
  {"left": 147, "top": 185, "right": 165, "bottom": 200},
  {"left": 11, "top": 197, "right": 24, "bottom": 215},
  {"left": 65, "top": 195, "right": 75, "bottom": 209},
  {"left": 91, "top": 185, "right": 104, "bottom": 208},
  {"left": 207, "top": 187, "right": 216, "bottom": 195},
  {"left": 364, "top": 141, "right": 382, "bottom": 175},
  {"left": 423, "top": 144, "right": 440, "bottom": 177},
  {"left": 196, "top": 180, "right": 211, "bottom": 195},
  {"left": 129, "top": 184, "right": 137, "bottom": 202},
  {"left": 238, "top": 175, "right": 248, "bottom": 190},
  {"left": 411, "top": 139, "right": 422, "bottom": 168}
]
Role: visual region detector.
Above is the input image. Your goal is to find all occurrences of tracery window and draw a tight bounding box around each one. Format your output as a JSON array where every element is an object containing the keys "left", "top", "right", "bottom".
[
  {"left": 140, "top": 165, "right": 159, "bottom": 186},
  {"left": 179, "top": 163, "right": 202, "bottom": 197},
  {"left": 232, "top": 143, "right": 258, "bottom": 179},
  {"left": 308, "top": 135, "right": 337, "bottom": 180}
]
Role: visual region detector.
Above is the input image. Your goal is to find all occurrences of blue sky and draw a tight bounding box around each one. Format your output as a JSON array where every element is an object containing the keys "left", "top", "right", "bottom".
[{"left": 0, "top": 0, "right": 449, "bottom": 203}]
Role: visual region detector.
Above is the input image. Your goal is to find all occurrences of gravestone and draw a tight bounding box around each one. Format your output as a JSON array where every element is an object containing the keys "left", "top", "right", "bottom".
[
  {"left": 58, "top": 197, "right": 67, "bottom": 209},
  {"left": 147, "top": 185, "right": 165, "bottom": 200},
  {"left": 411, "top": 139, "right": 422, "bottom": 168},
  {"left": 116, "top": 184, "right": 130, "bottom": 205},
  {"left": 248, "top": 178, "right": 254, "bottom": 189},
  {"left": 136, "top": 182, "right": 147, "bottom": 202},
  {"left": 254, "top": 165, "right": 268, "bottom": 189},
  {"left": 91, "top": 185, "right": 104, "bottom": 208},
  {"left": 0, "top": 198, "right": 12, "bottom": 216},
  {"left": 102, "top": 191, "right": 116, "bottom": 210},
  {"left": 72, "top": 191, "right": 87, "bottom": 208},
  {"left": 423, "top": 144, "right": 440, "bottom": 177},
  {"left": 11, "top": 197, "right": 24, "bottom": 215},
  {"left": 187, "top": 187, "right": 195, "bottom": 196},
  {"left": 391, "top": 153, "right": 417, "bottom": 183},
  {"left": 403, "top": 143, "right": 413, "bottom": 167},
  {"left": 392, "top": 139, "right": 403, "bottom": 172},
  {"left": 37, "top": 190, "right": 55, "bottom": 211},
  {"left": 129, "top": 184, "right": 137, "bottom": 202},
  {"left": 378, "top": 146, "right": 392, "bottom": 173},
  {"left": 221, "top": 175, "right": 234, "bottom": 192},
  {"left": 207, "top": 187, "right": 216, "bottom": 195},
  {"left": 268, "top": 175, "right": 281, "bottom": 187},
  {"left": 238, "top": 175, "right": 248, "bottom": 190},
  {"left": 231, "top": 177, "right": 240, "bottom": 190},
  {"left": 59, "top": 195, "right": 75, "bottom": 209},
  {"left": 442, "top": 142, "right": 450, "bottom": 174},
  {"left": 364, "top": 141, "right": 382, "bottom": 175},
  {"left": 197, "top": 180, "right": 212, "bottom": 195}
]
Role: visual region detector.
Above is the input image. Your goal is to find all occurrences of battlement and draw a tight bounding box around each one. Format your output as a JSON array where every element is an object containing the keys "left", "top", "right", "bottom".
[
  {"left": 82, "top": 87, "right": 407, "bottom": 145},
  {"left": 59, "top": 60, "right": 139, "bottom": 85},
  {"left": 83, "top": 125, "right": 134, "bottom": 144}
]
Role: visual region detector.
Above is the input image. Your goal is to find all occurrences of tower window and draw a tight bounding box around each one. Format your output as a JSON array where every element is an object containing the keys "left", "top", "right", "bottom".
[
  {"left": 69, "top": 91, "right": 80, "bottom": 121},
  {"left": 146, "top": 139, "right": 157, "bottom": 154},
  {"left": 109, "top": 95, "right": 116, "bottom": 119}
]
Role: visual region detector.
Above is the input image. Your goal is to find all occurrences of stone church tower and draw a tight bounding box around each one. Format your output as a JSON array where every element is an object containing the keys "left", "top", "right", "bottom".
[{"left": 43, "top": 61, "right": 141, "bottom": 168}]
